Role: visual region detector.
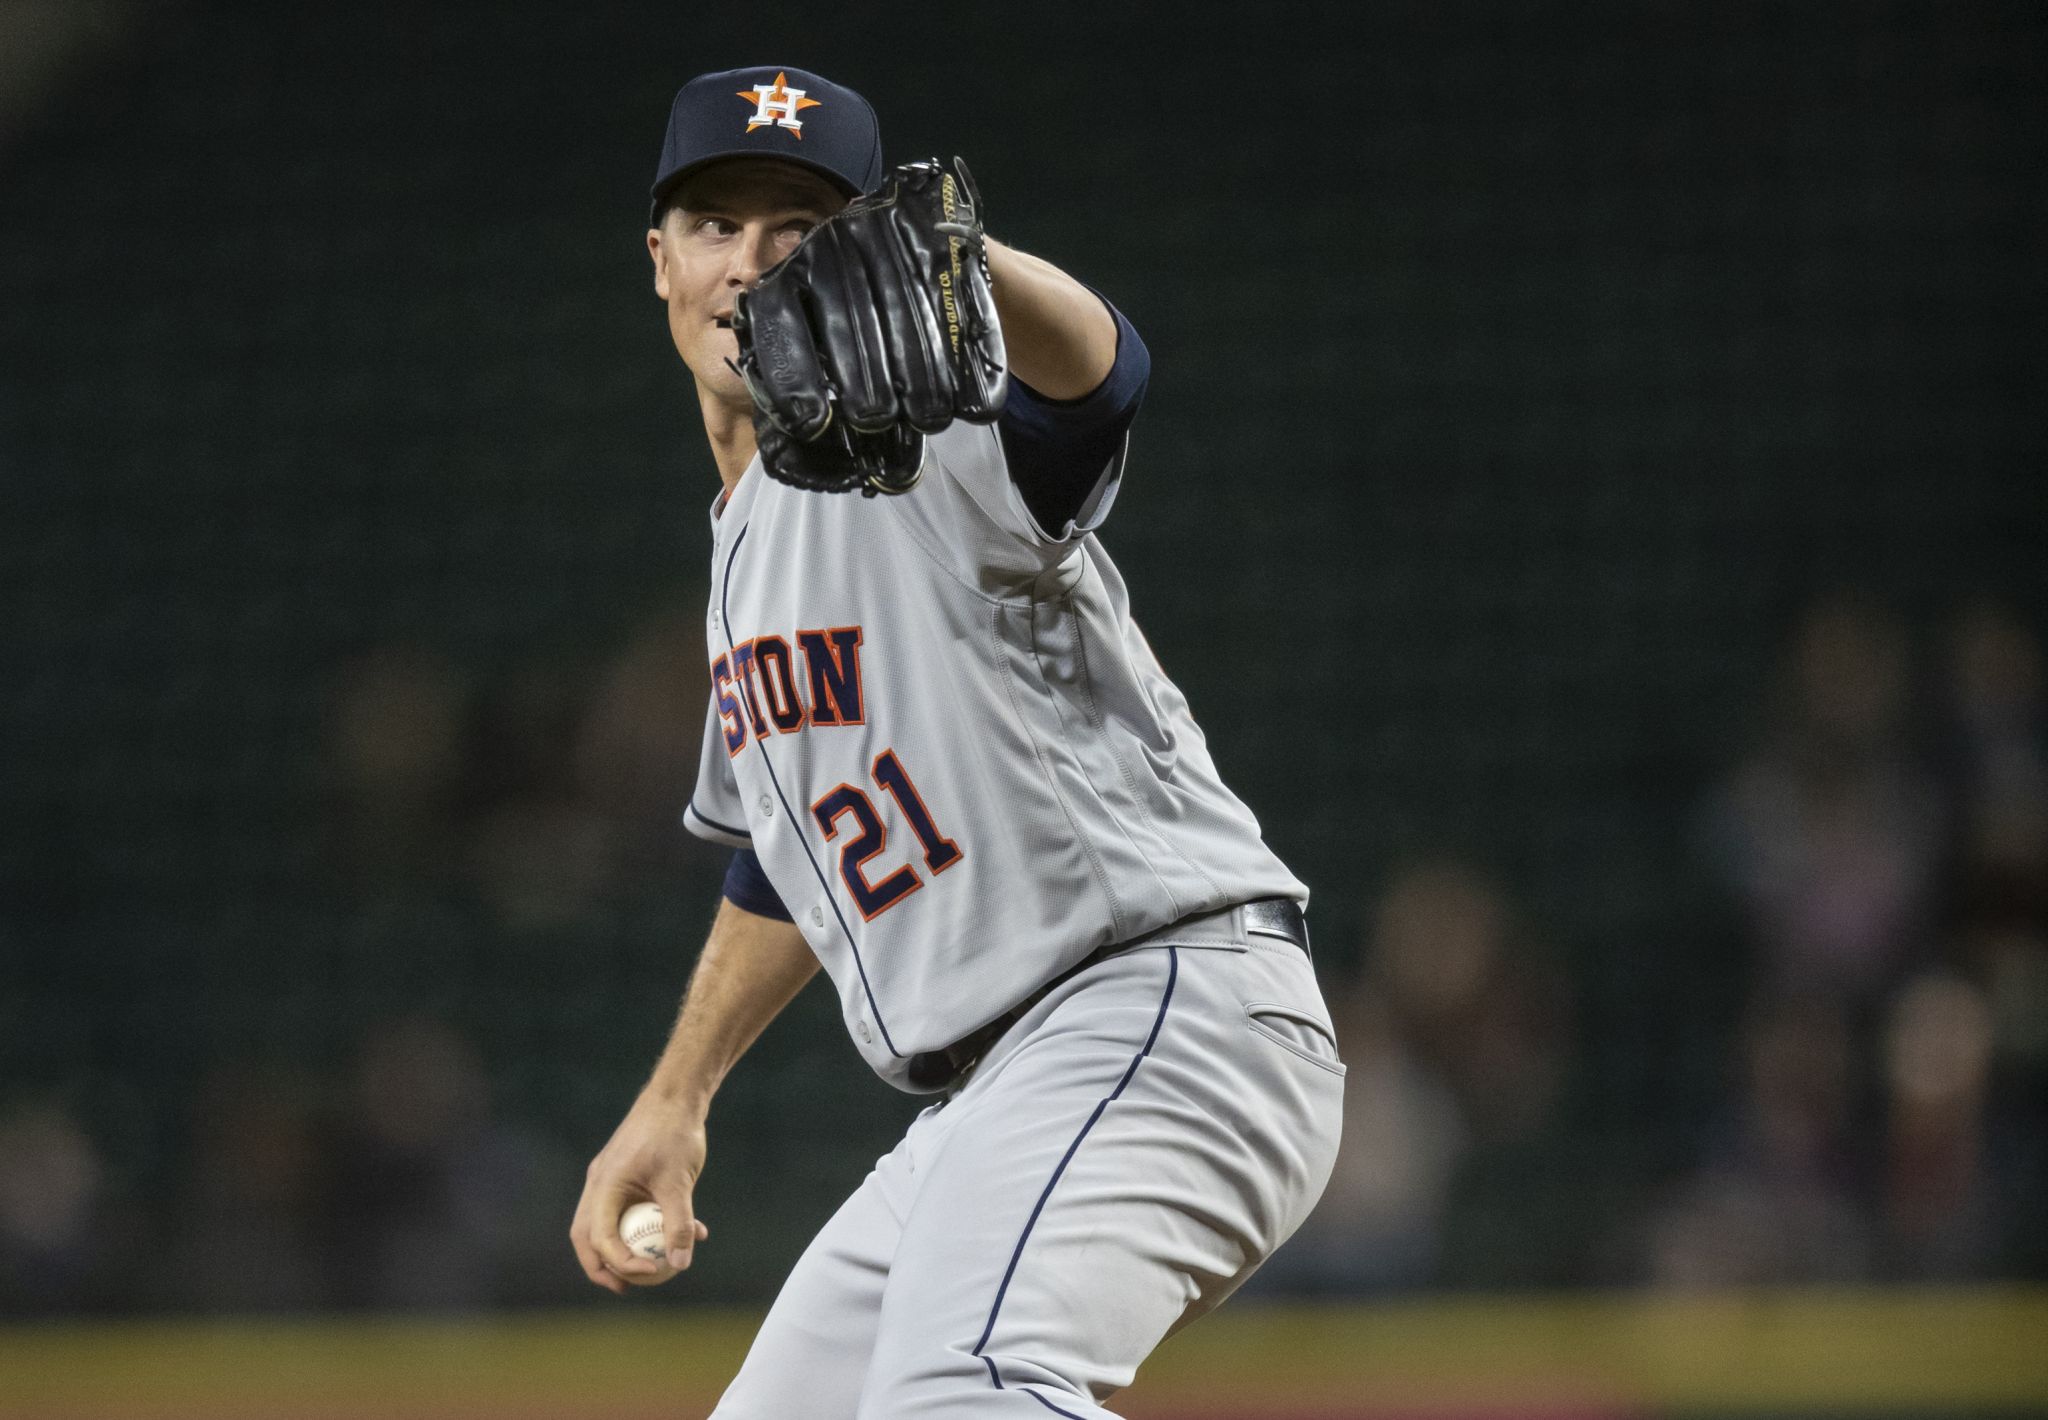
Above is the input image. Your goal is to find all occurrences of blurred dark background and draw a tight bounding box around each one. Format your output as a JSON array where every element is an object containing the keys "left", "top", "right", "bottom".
[{"left": 1, "top": 0, "right": 2042, "bottom": 1317}]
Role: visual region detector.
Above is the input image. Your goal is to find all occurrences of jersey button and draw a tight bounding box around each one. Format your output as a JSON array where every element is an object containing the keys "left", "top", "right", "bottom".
[
  {"left": 811, "top": 906, "right": 825, "bottom": 927},
  {"left": 758, "top": 794, "right": 774, "bottom": 817},
  {"left": 856, "top": 1020, "right": 872, "bottom": 1044}
]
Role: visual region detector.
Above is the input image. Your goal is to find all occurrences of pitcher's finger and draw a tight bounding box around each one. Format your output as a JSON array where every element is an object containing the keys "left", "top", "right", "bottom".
[
  {"left": 573, "top": 1178, "right": 655, "bottom": 1285},
  {"left": 655, "top": 1185, "right": 702, "bottom": 1272},
  {"left": 569, "top": 1208, "right": 628, "bottom": 1294}
]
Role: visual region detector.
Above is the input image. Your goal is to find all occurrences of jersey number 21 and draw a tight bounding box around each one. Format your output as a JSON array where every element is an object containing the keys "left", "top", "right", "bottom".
[{"left": 810, "top": 750, "right": 962, "bottom": 920}]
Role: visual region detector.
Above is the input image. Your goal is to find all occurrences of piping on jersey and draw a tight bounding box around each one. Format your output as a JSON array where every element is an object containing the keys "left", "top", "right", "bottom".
[
  {"left": 721, "top": 523, "right": 903, "bottom": 1059},
  {"left": 686, "top": 801, "right": 751, "bottom": 842},
  {"left": 971, "top": 946, "right": 1180, "bottom": 1395}
]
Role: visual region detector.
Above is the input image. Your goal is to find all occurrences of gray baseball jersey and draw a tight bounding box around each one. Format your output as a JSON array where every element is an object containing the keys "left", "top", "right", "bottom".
[{"left": 685, "top": 419, "right": 1306, "bottom": 1090}]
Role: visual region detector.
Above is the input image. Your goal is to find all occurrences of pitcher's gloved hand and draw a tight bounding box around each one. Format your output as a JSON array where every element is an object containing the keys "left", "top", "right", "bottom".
[{"left": 732, "top": 156, "right": 1008, "bottom": 496}]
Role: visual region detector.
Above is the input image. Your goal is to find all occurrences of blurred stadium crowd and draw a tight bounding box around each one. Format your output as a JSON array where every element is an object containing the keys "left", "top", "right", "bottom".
[
  {"left": 4, "top": 592, "right": 2041, "bottom": 1314},
  {"left": 1272, "top": 593, "right": 2048, "bottom": 1293}
]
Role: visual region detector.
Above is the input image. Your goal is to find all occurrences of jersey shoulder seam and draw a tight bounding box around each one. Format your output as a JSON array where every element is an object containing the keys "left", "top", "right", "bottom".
[
  {"left": 984, "top": 596, "right": 1129, "bottom": 940},
  {"left": 1028, "top": 597, "right": 1194, "bottom": 919},
  {"left": 1063, "top": 596, "right": 1224, "bottom": 908}
]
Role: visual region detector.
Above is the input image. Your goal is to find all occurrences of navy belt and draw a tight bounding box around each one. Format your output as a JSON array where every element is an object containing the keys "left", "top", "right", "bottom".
[{"left": 908, "top": 897, "right": 1309, "bottom": 1090}]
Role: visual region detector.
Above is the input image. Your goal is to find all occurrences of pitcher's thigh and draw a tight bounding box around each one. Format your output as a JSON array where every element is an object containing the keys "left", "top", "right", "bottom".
[
  {"left": 710, "top": 1162, "right": 901, "bottom": 1420},
  {"left": 856, "top": 949, "right": 1323, "bottom": 1418}
]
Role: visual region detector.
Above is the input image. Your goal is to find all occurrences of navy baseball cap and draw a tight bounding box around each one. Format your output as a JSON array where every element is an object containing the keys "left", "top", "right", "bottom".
[{"left": 649, "top": 65, "right": 883, "bottom": 223}]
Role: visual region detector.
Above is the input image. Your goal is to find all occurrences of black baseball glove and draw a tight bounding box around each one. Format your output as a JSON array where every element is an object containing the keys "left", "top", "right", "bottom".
[{"left": 731, "top": 156, "right": 1008, "bottom": 496}]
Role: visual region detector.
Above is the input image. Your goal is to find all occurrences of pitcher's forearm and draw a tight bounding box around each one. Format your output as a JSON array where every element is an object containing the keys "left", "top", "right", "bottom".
[
  {"left": 986, "top": 238, "right": 1119, "bottom": 401},
  {"left": 644, "top": 900, "right": 820, "bottom": 1113}
]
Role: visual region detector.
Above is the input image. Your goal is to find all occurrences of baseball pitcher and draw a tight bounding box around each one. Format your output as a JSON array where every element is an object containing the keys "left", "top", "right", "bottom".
[{"left": 568, "top": 65, "right": 1345, "bottom": 1419}]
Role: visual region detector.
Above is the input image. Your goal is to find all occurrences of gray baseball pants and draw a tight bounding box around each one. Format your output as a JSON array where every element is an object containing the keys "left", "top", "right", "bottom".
[{"left": 710, "top": 904, "right": 1345, "bottom": 1419}]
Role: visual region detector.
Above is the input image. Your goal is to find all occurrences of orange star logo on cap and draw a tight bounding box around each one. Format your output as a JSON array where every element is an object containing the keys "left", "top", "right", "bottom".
[{"left": 737, "top": 72, "right": 823, "bottom": 137}]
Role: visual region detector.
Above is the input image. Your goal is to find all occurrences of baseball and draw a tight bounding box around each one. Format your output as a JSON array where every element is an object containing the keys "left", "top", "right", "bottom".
[{"left": 618, "top": 1201, "right": 675, "bottom": 1285}]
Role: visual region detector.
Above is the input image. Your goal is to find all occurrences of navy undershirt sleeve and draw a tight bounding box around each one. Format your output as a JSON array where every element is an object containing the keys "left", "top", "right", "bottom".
[
  {"left": 722, "top": 848, "right": 793, "bottom": 921},
  {"left": 997, "top": 300, "right": 1150, "bottom": 535}
]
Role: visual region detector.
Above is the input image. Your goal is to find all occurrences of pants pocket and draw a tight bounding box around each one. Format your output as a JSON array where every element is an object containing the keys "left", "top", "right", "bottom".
[{"left": 1245, "top": 1001, "right": 1346, "bottom": 1076}]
